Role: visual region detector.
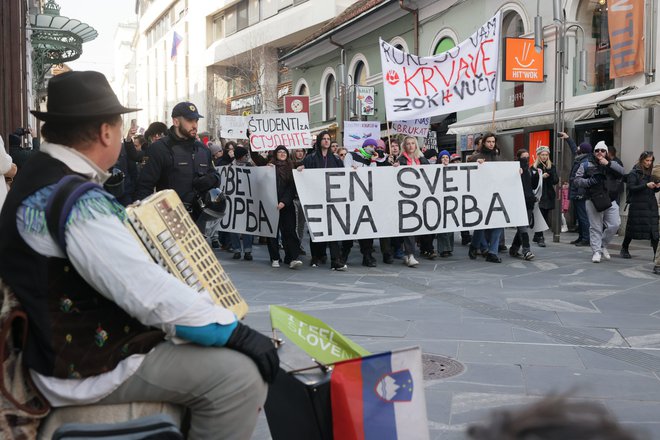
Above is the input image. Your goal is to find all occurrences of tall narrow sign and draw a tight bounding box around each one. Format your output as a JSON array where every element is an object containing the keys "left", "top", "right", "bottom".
[
  {"left": 608, "top": 0, "right": 644, "bottom": 78},
  {"left": 379, "top": 13, "right": 501, "bottom": 120}
]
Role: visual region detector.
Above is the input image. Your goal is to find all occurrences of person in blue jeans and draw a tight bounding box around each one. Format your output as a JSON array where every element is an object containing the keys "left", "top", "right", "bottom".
[
  {"left": 467, "top": 132, "right": 503, "bottom": 263},
  {"left": 230, "top": 146, "right": 255, "bottom": 260}
]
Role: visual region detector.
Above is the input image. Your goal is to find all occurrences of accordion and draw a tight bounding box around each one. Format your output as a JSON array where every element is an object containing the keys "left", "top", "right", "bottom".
[{"left": 126, "top": 190, "right": 248, "bottom": 319}]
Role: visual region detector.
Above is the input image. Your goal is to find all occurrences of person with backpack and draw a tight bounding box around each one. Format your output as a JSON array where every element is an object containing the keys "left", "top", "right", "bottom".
[
  {"left": 0, "top": 72, "right": 276, "bottom": 439},
  {"left": 135, "top": 101, "right": 220, "bottom": 219}
]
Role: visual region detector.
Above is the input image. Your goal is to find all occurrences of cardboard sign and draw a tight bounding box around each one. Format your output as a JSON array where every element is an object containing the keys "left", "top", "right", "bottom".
[
  {"left": 343, "top": 121, "right": 380, "bottom": 150},
  {"left": 247, "top": 113, "right": 311, "bottom": 151},
  {"left": 504, "top": 37, "right": 544, "bottom": 82},
  {"left": 219, "top": 115, "right": 249, "bottom": 139},
  {"left": 216, "top": 165, "right": 279, "bottom": 237},
  {"left": 293, "top": 162, "right": 528, "bottom": 242},
  {"left": 392, "top": 118, "right": 431, "bottom": 137},
  {"left": 379, "top": 13, "right": 501, "bottom": 120}
]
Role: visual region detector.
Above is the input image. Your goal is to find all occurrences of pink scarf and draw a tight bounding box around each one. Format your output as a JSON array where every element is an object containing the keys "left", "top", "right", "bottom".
[{"left": 403, "top": 151, "right": 420, "bottom": 166}]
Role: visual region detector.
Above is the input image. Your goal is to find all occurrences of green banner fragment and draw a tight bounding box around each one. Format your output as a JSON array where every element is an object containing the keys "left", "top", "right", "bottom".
[{"left": 269, "top": 305, "right": 370, "bottom": 365}]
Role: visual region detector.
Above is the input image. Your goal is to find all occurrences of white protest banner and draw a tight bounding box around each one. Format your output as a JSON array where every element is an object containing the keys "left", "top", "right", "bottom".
[
  {"left": 216, "top": 165, "right": 279, "bottom": 237},
  {"left": 379, "top": 12, "right": 501, "bottom": 120},
  {"left": 392, "top": 118, "right": 431, "bottom": 137},
  {"left": 219, "top": 115, "right": 249, "bottom": 139},
  {"left": 293, "top": 162, "right": 527, "bottom": 242},
  {"left": 247, "top": 113, "right": 311, "bottom": 151},
  {"left": 343, "top": 120, "right": 380, "bottom": 150}
]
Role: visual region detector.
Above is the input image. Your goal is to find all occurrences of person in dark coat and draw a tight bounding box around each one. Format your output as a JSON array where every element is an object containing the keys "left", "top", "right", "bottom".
[
  {"left": 509, "top": 149, "right": 535, "bottom": 260},
  {"left": 620, "top": 151, "right": 660, "bottom": 259},
  {"left": 267, "top": 145, "right": 302, "bottom": 269},
  {"left": 531, "top": 145, "right": 559, "bottom": 247},
  {"left": 299, "top": 130, "right": 347, "bottom": 271}
]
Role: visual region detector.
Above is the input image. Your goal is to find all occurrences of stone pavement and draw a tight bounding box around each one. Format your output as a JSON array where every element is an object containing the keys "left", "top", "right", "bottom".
[{"left": 214, "top": 230, "right": 660, "bottom": 440}]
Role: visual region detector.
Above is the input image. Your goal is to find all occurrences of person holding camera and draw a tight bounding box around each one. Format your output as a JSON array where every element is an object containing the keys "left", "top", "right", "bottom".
[
  {"left": 135, "top": 101, "right": 220, "bottom": 220},
  {"left": 574, "top": 141, "right": 625, "bottom": 263}
]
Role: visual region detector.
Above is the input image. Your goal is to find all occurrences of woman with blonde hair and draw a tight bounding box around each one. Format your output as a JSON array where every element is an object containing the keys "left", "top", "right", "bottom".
[
  {"left": 397, "top": 136, "right": 429, "bottom": 267},
  {"left": 531, "top": 145, "right": 558, "bottom": 247}
]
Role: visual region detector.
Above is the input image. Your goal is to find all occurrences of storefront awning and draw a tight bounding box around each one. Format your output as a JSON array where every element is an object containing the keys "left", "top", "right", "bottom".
[
  {"left": 615, "top": 81, "right": 660, "bottom": 111},
  {"left": 447, "top": 87, "right": 628, "bottom": 135}
]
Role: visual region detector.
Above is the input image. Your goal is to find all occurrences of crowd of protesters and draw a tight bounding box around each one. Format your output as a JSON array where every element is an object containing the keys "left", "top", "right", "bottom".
[{"left": 4, "top": 111, "right": 659, "bottom": 274}]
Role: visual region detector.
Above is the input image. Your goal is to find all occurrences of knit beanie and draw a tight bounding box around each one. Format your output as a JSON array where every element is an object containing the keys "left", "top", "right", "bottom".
[
  {"left": 234, "top": 146, "right": 249, "bottom": 160},
  {"left": 578, "top": 142, "right": 592, "bottom": 154},
  {"left": 438, "top": 150, "right": 450, "bottom": 160},
  {"left": 536, "top": 145, "right": 550, "bottom": 155}
]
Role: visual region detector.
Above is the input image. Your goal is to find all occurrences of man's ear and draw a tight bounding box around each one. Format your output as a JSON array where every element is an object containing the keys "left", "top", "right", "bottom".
[{"left": 99, "top": 122, "right": 114, "bottom": 147}]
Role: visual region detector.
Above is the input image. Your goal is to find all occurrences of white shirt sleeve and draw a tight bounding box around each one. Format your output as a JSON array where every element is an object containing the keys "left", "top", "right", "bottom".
[
  {"left": 19, "top": 211, "right": 236, "bottom": 335},
  {"left": 65, "top": 215, "right": 236, "bottom": 331}
]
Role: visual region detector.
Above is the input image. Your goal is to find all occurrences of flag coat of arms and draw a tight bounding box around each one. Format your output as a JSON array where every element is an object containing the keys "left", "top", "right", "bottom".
[{"left": 331, "top": 346, "right": 429, "bottom": 440}]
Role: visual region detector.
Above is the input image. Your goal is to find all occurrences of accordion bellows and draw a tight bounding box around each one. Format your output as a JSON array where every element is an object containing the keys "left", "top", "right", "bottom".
[{"left": 126, "top": 190, "right": 248, "bottom": 319}]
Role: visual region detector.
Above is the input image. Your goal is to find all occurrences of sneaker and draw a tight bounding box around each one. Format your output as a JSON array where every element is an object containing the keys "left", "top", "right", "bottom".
[
  {"left": 405, "top": 255, "right": 419, "bottom": 267},
  {"left": 421, "top": 251, "right": 438, "bottom": 260},
  {"left": 570, "top": 238, "right": 581, "bottom": 245},
  {"left": 522, "top": 251, "right": 535, "bottom": 260},
  {"left": 331, "top": 261, "right": 348, "bottom": 271},
  {"left": 244, "top": 252, "right": 253, "bottom": 261},
  {"left": 575, "top": 240, "right": 590, "bottom": 247},
  {"left": 362, "top": 255, "right": 377, "bottom": 267},
  {"left": 211, "top": 238, "right": 220, "bottom": 249},
  {"left": 271, "top": 260, "right": 280, "bottom": 268},
  {"left": 537, "top": 238, "right": 546, "bottom": 248},
  {"left": 485, "top": 253, "right": 502, "bottom": 263},
  {"left": 601, "top": 248, "right": 611, "bottom": 260},
  {"left": 620, "top": 248, "right": 632, "bottom": 259},
  {"left": 289, "top": 260, "right": 303, "bottom": 269},
  {"left": 310, "top": 258, "right": 318, "bottom": 267},
  {"left": 508, "top": 247, "right": 520, "bottom": 258},
  {"left": 592, "top": 252, "right": 601, "bottom": 263},
  {"left": 232, "top": 252, "right": 241, "bottom": 260}
]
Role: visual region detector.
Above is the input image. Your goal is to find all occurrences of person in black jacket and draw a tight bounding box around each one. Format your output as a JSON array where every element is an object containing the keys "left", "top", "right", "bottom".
[
  {"left": 509, "top": 149, "right": 535, "bottom": 260},
  {"left": 299, "top": 130, "right": 347, "bottom": 270},
  {"left": 574, "top": 141, "right": 625, "bottom": 263},
  {"left": 267, "top": 145, "right": 303, "bottom": 269},
  {"left": 135, "top": 102, "right": 220, "bottom": 221},
  {"left": 620, "top": 151, "right": 660, "bottom": 259},
  {"left": 531, "top": 145, "right": 559, "bottom": 247},
  {"left": 560, "top": 132, "right": 592, "bottom": 246}
]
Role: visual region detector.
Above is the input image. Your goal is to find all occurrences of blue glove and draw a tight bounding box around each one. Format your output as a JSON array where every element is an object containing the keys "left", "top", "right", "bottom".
[{"left": 175, "top": 321, "right": 238, "bottom": 347}]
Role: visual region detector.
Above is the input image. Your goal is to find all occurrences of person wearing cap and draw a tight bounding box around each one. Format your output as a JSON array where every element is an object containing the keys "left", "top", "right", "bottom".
[
  {"left": 530, "top": 145, "right": 558, "bottom": 248},
  {"left": 341, "top": 138, "right": 379, "bottom": 267},
  {"left": 0, "top": 71, "right": 276, "bottom": 438},
  {"left": 574, "top": 140, "right": 625, "bottom": 263},
  {"left": 561, "top": 132, "right": 592, "bottom": 246},
  {"left": 135, "top": 101, "right": 220, "bottom": 221}
]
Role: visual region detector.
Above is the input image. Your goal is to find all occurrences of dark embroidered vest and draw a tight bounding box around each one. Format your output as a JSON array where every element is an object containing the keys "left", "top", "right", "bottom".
[{"left": 0, "top": 153, "right": 165, "bottom": 379}]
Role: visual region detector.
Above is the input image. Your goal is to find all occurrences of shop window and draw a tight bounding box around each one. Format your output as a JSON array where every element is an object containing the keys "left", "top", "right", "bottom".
[{"left": 576, "top": 0, "right": 615, "bottom": 94}]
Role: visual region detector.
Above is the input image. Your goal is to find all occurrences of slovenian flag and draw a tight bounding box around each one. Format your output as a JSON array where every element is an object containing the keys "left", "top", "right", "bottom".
[
  {"left": 171, "top": 31, "right": 183, "bottom": 61},
  {"left": 331, "top": 346, "right": 429, "bottom": 440}
]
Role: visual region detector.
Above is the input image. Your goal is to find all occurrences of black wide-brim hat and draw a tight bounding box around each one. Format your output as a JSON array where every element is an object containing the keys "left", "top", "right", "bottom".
[{"left": 31, "top": 71, "right": 140, "bottom": 122}]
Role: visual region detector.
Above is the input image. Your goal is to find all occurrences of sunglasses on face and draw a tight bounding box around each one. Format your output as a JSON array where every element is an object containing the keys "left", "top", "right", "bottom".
[{"left": 594, "top": 149, "right": 608, "bottom": 153}]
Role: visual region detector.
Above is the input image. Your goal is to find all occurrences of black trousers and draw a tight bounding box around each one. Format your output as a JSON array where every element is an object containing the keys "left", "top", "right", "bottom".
[{"left": 267, "top": 206, "right": 300, "bottom": 263}]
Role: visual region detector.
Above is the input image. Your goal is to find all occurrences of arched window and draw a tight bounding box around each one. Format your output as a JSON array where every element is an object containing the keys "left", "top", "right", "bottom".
[
  {"left": 298, "top": 83, "right": 308, "bottom": 96},
  {"left": 434, "top": 37, "right": 455, "bottom": 55},
  {"left": 498, "top": 11, "right": 525, "bottom": 110},
  {"left": 354, "top": 61, "right": 367, "bottom": 86},
  {"left": 325, "top": 74, "right": 336, "bottom": 120}
]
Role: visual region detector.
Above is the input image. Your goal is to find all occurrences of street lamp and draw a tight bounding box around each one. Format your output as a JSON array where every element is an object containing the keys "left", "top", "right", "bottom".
[{"left": 534, "top": 0, "right": 587, "bottom": 243}]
